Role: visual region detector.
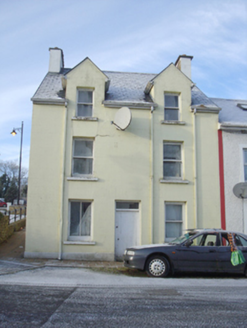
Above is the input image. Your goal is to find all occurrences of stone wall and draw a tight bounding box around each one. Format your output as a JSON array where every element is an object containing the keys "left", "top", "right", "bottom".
[{"left": 0, "top": 212, "right": 26, "bottom": 244}]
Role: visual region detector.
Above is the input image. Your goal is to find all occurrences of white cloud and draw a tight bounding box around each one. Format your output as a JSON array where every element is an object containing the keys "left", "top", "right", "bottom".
[{"left": 0, "top": 0, "right": 246, "bottom": 166}]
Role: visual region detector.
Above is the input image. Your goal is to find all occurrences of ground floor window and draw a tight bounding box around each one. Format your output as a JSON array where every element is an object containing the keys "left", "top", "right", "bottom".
[
  {"left": 70, "top": 201, "right": 92, "bottom": 240},
  {"left": 165, "top": 203, "right": 183, "bottom": 240}
]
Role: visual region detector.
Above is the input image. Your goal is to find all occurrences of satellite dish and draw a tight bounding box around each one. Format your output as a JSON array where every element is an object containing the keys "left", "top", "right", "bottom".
[
  {"left": 233, "top": 182, "right": 247, "bottom": 198},
  {"left": 111, "top": 107, "right": 132, "bottom": 131}
]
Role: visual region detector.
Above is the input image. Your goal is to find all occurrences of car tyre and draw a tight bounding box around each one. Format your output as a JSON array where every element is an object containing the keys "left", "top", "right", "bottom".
[
  {"left": 146, "top": 255, "right": 170, "bottom": 278},
  {"left": 244, "top": 266, "right": 247, "bottom": 278}
]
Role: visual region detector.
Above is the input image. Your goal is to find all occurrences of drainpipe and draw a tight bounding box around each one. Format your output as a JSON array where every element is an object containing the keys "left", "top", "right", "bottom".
[
  {"left": 218, "top": 129, "right": 226, "bottom": 230},
  {"left": 242, "top": 196, "right": 245, "bottom": 234},
  {"left": 193, "top": 108, "right": 198, "bottom": 229},
  {"left": 151, "top": 106, "right": 154, "bottom": 243},
  {"left": 58, "top": 101, "right": 68, "bottom": 260}
]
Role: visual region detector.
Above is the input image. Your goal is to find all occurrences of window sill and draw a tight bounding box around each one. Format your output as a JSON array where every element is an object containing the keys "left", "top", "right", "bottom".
[
  {"left": 160, "top": 179, "right": 189, "bottom": 184},
  {"left": 72, "top": 116, "right": 98, "bottom": 121},
  {"left": 67, "top": 177, "right": 99, "bottom": 182},
  {"left": 161, "top": 120, "right": 185, "bottom": 125},
  {"left": 64, "top": 241, "right": 96, "bottom": 245}
]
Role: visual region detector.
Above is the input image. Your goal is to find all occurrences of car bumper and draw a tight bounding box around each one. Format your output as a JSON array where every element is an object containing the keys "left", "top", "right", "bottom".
[{"left": 123, "top": 254, "right": 146, "bottom": 270}]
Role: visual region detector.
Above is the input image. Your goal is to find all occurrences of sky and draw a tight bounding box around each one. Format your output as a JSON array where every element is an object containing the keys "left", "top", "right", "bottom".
[{"left": 0, "top": 0, "right": 247, "bottom": 169}]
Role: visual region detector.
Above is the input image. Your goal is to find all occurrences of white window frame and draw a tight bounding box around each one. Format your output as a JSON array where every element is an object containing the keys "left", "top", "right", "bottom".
[
  {"left": 68, "top": 200, "right": 93, "bottom": 241},
  {"left": 77, "top": 89, "right": 93, "bottom": 117},
  {"left": 164, "top": 93, "right": 180, "bottom": 121},
  {"left": 163, "top": 142, "right": 183, "bottom": 180},
  {"left": 165, "top": 202, "right": 184, "bottom": 242},
  {"left": 72, "top": 138, "right": 94, "bottom": 177},
  {"left": 115, "top": 201, "right": 139, "bottom": 211}
]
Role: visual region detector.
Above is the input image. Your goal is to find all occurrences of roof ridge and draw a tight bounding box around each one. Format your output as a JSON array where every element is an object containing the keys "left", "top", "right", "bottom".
[
  {"left": 103, "top": 70, "right": 156, "bottom": 76},
  {"left": 211, "top": 97, "right": 247, "bottom": 102}
]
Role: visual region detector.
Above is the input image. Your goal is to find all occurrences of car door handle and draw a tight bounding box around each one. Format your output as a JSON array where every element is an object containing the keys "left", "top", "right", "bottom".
[{"left": 209, "top": 250, "right": 216, "bottom": 253}]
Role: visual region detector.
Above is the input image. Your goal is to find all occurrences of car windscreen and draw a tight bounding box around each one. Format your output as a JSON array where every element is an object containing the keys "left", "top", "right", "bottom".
[{"left": 170, "top": 233, "right": 191, "bottom": 244}]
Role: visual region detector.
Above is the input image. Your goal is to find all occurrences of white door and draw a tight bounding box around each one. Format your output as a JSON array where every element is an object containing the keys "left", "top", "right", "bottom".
[{"left": 115, "top": 203, "right": 139, "bottom": 260}]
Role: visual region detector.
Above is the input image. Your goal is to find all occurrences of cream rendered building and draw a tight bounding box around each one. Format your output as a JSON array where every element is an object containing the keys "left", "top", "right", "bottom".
[
  {"left": 213, "top": 98, "right": 247, "bottom": 233},
  {"left": 25, "top": 48, "right": 221, "bottom": 260}
]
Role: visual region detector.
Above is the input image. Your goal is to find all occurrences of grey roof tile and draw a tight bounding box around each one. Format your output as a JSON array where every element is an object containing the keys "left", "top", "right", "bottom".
[
  {"left": 31, "top": 72, "right": 65, "bottom": 102},
  {"left": 31, "top": 68, "right": 222, "bottom": 112},
  {"left": 191, "top": 85, "right": 219, "bottom": 108},
  {"left": 211, "top": 98, "right": 247, "bottom": 124},
  {"left": 103, "top": 71, "right": 155, "bottom": 103}
]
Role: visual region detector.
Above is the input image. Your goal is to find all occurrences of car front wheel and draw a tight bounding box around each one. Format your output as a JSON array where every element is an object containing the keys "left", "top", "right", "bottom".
[{"left": 146, "top": 255, "right": 170, "bottom": 278}]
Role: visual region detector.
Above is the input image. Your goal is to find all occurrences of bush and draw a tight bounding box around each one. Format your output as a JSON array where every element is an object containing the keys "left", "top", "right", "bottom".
[{"left": 0, "top": 213, "right": 25, "bottom": 244}]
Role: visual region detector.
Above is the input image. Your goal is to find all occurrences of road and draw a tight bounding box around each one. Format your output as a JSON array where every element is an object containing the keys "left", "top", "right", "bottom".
[
  {"left": 1, "top": 283, "right": 247, "bottom": 327},
  {"left": 1, "top": 265, "right": 247, "bottom": 327}
]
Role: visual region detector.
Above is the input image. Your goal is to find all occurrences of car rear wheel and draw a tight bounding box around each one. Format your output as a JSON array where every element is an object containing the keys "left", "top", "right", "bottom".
[{"left": 146, "top": 255, "right": 170, "bottom": 278}]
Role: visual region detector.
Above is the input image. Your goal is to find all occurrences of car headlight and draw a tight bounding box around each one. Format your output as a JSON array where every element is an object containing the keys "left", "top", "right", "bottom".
[{"left": 127, "top": 250, "right": 135, "bottom": 256}]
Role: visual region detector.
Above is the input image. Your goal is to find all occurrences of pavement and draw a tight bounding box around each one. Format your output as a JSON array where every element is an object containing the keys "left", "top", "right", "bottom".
[
  {"left": 2, "top": 230, "right": 247, "bottom": 327},
  {"left": 1, "top": 228, "right": 247, "bottom": 289},
  {"left": 0, "top": 228, "right": 124, "bottom": 276}
]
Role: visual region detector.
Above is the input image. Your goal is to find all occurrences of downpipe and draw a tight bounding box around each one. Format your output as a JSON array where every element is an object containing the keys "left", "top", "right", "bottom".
[{"left": 58, "top": 101, "right": 68, "bottom": 260}]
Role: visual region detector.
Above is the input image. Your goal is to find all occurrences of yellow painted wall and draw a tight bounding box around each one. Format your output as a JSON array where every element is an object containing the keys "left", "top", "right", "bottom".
[
  {"left": 26, "top": 60, "right": 221, "bottom": 260},
  {"left": 195, "top": 112, "right": 221, "bottom": 228},
  {"left": 25, "top": 104, "right": 65, "bottom": 256},
  {"left": 151, "top": 65, "right": 195, "bottom": 242}
]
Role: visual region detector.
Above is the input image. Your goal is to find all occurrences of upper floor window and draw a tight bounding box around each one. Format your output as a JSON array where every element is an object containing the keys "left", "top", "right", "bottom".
[
  {"left": 77, "top": 89, "right": 93, "bottom": 117},
  {"left": 72, "top": 139, "right": 93, "bottom": 176},
  {"left": 163, "top": 143, "right": 182, "bottom": 179},
  {"left": 244, "top": 149, "right": 247, "bottom": 181},
  {"left": 164, "top": 94, "right": 179, "bottom": 121}
]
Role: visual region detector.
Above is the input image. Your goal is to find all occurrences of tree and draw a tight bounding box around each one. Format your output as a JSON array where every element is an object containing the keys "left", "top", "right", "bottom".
[
  {"left": 0, "top": 160, "right": 28, "bottom": 203},
  {"left": 5, "top": 178, "right": 18, "bottom": 203},
  {"left": 0, "top": 174, "right": 10, "bottom": 198},
  {"left": 21, "top": 184, "right": 28, "bottom": 198},
  {"left": 0, "top": 160, "right": 19, "bottom": 179}
]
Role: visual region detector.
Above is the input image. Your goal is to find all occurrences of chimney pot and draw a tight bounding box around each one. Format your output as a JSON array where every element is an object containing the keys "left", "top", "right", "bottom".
[
  {"left": 48, "top": 47, "right": 64, "bottom": 73},
  {"left": 175, "top": 55, "right": 193, "bottom": 80}
]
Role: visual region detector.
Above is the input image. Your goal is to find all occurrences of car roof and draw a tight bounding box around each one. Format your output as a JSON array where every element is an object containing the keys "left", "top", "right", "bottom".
[{"left": 187, "top": 229, "right": 247, "bottom": 237}]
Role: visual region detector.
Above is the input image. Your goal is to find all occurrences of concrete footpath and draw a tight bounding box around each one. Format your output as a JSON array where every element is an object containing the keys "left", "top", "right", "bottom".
[
  {"left": 0, "top": 228, "right": 124, "bottom": 276},
  {"left": 1, "top": 229, "right": 247, "bottom": 289}
]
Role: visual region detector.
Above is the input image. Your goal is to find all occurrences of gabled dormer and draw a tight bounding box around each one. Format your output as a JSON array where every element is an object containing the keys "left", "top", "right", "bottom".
[
  {"left": 144, "top": 58, "right": 193, "bottom": 124},
  {"left": 63, "top": 57, "right": 110, "bottom": 119}
]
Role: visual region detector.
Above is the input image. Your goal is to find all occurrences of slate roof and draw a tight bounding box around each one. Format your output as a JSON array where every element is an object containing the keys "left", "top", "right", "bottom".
[
  {"left": 31, "top": 67, "right": 218, "bottom": 110},
  {"left": 103, "top": 71, "right": 155, "bottom": 103},
  {"left": 31, "top": 72, "right": 65, "bottom": 103},
  {"left": 191, "top": 86, "right": 219, "bottom": 109},
  {"left": 211, "top": 98, "right": 247, "bottom": 124}
]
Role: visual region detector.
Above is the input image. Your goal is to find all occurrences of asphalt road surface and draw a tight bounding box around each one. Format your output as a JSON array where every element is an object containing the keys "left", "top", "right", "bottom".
[{"left": 1, "top": 284, "right": 247, "bottom": 327}]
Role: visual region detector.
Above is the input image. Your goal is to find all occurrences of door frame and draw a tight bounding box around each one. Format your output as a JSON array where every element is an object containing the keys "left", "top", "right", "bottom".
[{"left": 114, "top": 201, "right": 140, "bottom": 260}]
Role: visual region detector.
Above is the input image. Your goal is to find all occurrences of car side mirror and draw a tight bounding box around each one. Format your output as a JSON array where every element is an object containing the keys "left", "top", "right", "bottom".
[{"left": 184, "top": 240, "right": 193, "bottom": 247}]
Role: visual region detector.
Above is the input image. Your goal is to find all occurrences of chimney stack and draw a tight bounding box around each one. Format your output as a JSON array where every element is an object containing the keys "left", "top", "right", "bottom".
[
  {"left": 48, "top": 47, "right": 64, "bottom": 73},
  {"left": 175, "top": 55, "right": 193, "bottom": 80}
]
